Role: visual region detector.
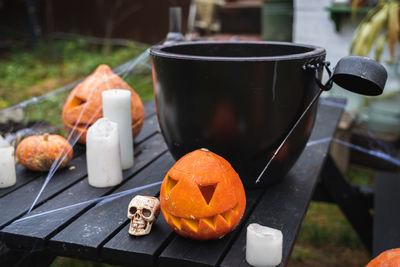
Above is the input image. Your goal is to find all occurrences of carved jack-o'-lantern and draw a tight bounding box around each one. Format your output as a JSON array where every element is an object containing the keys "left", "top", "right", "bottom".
[
  {"left": 62, "top": 64, "right": 145, "bottom": 144},
  {"left": 160, "top": 148, "right": 246, "bottom": 240}
]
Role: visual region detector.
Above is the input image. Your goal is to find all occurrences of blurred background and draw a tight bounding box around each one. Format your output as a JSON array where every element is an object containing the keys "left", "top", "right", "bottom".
[{"left": 1, "top": 0, "right": 399, "bottom": 266}]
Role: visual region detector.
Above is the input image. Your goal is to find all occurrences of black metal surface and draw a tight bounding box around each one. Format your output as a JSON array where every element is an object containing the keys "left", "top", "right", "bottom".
[
  {"left": 150, "top": 41, "right": 326, "bottom": 187},
  {"left": 331, "top": 56, "right": 387, "bottom": 96}
]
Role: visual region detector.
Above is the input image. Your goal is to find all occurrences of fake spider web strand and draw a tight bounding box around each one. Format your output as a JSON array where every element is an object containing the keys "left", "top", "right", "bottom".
[
  {"left": 16, "top": 181, "right": 162, "bottom": 224},
  {"left": 307, "top": 137, "right": 400, "bottom": 167},
  {"left": 16, "top": 137, "right": 400, "bottom": 225},
  {"left": 27, "top": 74, "right": 111, "bottom": 213},
  {"left": 27, "top": 50, "right": 151, "bottom": 214}
]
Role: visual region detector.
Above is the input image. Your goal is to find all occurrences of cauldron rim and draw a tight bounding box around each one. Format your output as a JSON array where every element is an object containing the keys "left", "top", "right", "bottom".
[{"left": 150, "top": 41, "right": 326, "bottom": 62}]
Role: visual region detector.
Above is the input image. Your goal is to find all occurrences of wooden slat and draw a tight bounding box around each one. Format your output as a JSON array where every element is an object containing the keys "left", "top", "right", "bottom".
[
  {"left": 0, "top": 155, "right": 88, "bottom": 229},
  {"left": 144, "top": 99, "right": 156, "bottom": 119},
  {"left": 0, "top": 165, "right": 42, "bottom": 198},
  {"left": 0, "top": 98, "right": 347, "bottom": 267},
  {"left": 48, "top": 153, "right": 176, "bottom": 260},
  {"left": 0, "top": 112, "right": 159, "bottom": 230},
  {"left": 220, "top": 98, "right": 345, "bottom": 267},
  {"left": 0, "top": 99, "right": 156, "bottom": 200},
  {"left": 155, "top": 98, "right": 345, "bottom": 267},
  {"left": 1, "top": 134, "right": 167, "bottom": 249},
  {"left": 158, "top": 188, "right": 264, "bottom": 267},
  {"left": 102, "top": 215, "right": 174, "bottom": 266},
  {"left": 135, "top": 115, "right": 159, "bottom": 144},
  {"left": 0, "top": 147, "right": 86, "bottom": 199},
  {"left": 373, "top": 172, "right": 400, "bottom": 257}
]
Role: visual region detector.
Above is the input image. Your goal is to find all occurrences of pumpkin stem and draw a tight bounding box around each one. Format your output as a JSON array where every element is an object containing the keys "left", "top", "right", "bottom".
[
  {"left": 43, "top": 133, "right": 49, "bottom": 141},
  {"left": 200, "top": 148, "right": 209, "bottom": 152}
]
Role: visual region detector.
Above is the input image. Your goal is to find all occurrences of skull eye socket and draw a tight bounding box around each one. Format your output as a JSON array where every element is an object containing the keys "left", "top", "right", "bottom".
[
  {"left": 129, "top": 207, "right": 137, "bottom": 214},
  {"left": 142, "top": 208, "right": 152, "bottom": 218}
]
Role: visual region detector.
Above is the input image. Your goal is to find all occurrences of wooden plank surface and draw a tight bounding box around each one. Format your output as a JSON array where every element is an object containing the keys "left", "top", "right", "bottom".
[
  {"left": 101, "top": 207, "right": 175, "bottom": 266},
  {"left": 373, "top": 172, "right": 400, "bottom": 257},
  {"left": 48, "top": 152, "right": 175, "bottom": 259},
  {"left": 0, "top": 100, "right": 156, "bottom": 200},
  {"left": 0, "top": 98, "right": 345, "bottom": 267},
  {"left": 1, "top": 134, "right": 167, "bottom": 249},
  {"left": 0, "top": 111, "right": 159, "bottom": 231},
  {"left": 0, "top": 155, "right": 88, "bottom": 229},
  {"left": 0, "top": 165, "right": 42, "bottom": 198},
  {"left": 220, "top": 98, "right": 345, "bottom": 267},
  {"left": 108, "top": 98, "right": 345, "bottom": 267},
  {"left": 158, "top": 187, "right": 264, "bottom": 267}
]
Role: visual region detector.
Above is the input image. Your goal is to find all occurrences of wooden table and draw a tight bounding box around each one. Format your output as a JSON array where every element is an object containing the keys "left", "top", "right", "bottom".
[{"left": 0, "top": 98, "right": 345, "bottom": 267}]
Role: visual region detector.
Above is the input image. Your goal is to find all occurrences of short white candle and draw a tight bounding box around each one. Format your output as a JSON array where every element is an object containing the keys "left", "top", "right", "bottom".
[
  {"left": 86, "top": 118, "right": 123, "bottom": 188},
  {"left": 246, "top": 223, "right": 283, "bottom": 267},
  {"left": 102, "top": 89, "right": 134, "bottom": 170},
  {"left": 0, "top": 146, "right": 16, "bottom": 188}
]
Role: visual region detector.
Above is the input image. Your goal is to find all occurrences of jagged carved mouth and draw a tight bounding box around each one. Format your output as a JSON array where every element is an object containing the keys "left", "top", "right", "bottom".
[{"left": 162, "top": 203, "right": 240, "bottom": 233}]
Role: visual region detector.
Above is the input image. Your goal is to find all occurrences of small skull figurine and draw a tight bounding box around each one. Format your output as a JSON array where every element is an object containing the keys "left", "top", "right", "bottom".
[{"left": 127, "top": 195, "right": 160, "bottom": 236}]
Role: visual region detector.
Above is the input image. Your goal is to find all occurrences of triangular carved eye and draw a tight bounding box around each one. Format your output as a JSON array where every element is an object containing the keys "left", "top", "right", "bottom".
[
  {"left": 198, "top": 184, "right": 217, "bottom": 205},
  {"left": 71, "top": 96, "right": 86, "bottom": 107},
  {"left": 166, "top": 176, "right": 178, "bottom": 194}
]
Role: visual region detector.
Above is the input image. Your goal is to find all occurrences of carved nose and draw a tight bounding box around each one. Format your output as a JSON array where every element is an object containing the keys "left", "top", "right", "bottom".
[{"left": 134, "top": 213, "right": 141, "bottom": 219}]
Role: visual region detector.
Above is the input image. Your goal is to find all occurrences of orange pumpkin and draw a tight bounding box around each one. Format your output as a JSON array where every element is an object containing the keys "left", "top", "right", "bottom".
[
  {"left": 367, "top": 248, "right": 400, "bottom": 267},
  {"left": 160, "top": 148, "right": 246, "bottom": 240},
  {"left": 62, "top": 64, "right": 145, "bottom": 144},
  {"left": 16, "top": 134, "right": 73, "bottom": 171}
]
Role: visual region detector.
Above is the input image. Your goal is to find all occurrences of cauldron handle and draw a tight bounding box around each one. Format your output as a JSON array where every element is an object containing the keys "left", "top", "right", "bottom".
[
  {"left": 255, "top": 56, "right": 387, "bottom": 184},
  {"left": 306, "top": 56, "right": 387, "bottom": 96}
]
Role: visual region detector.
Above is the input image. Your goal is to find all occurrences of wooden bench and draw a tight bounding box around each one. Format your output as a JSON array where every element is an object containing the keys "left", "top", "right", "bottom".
[{"left": 0, "top": 99, "right": 345, "bottom": 266}]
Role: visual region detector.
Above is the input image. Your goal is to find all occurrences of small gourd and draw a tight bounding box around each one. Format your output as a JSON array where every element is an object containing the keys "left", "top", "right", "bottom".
[
  {"left": 160, "top": 148, "right": 246, "bottom": 240},
  {"left": 16, "top": 134, "right": 73, "bottom": 171}
]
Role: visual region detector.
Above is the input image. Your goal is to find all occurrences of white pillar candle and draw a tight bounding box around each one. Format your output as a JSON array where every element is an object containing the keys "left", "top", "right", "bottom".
[
  {"left": 86, "top": 118, "right": 123, "bottom": 188},
  {"left": 246, "top": 223, "right": 283, "bottom": 267},
  {"left": 102, "top": 89, "right": 134, "bottom": 170},
  {"left": 0, "top": 146, "right": 16, "bottom": 188}
]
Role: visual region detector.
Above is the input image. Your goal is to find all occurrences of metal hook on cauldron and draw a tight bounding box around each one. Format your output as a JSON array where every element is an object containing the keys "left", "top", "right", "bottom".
[{"left": 255, "top": 56, "right": 388, "bottom": 184}]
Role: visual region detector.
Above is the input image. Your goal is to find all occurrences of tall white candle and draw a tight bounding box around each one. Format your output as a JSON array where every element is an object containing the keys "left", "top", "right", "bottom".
[
  {"left": 86, "top": 118, "right": 123, "bottom": 188},
  {"left": 102, "top": 89, "right": 134, "bottom": 170},
  {"left": 0, "top": 146, "right": 16, "bottom": 188},
  {"left": 246, "top": 223, "right": 283, "bottom": 267}
]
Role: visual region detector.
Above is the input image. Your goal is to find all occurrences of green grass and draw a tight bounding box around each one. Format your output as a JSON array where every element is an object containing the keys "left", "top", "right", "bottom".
[
  {"left": 0, "top": 39, "right": 152, "bottom": 110},
  {"left": 289, "top": 164, "right": 373, "bottom": 266},
  {"left": 0, "top": 39, "right": 154, "bottom": 137},
  {"left": 51, "top": 257, "right": 119, "bottom": 267}
]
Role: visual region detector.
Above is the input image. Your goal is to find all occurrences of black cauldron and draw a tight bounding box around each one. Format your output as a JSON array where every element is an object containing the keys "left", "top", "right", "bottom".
[{"left": 150, "top": 41, "right": 386, "bottom": 188}]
